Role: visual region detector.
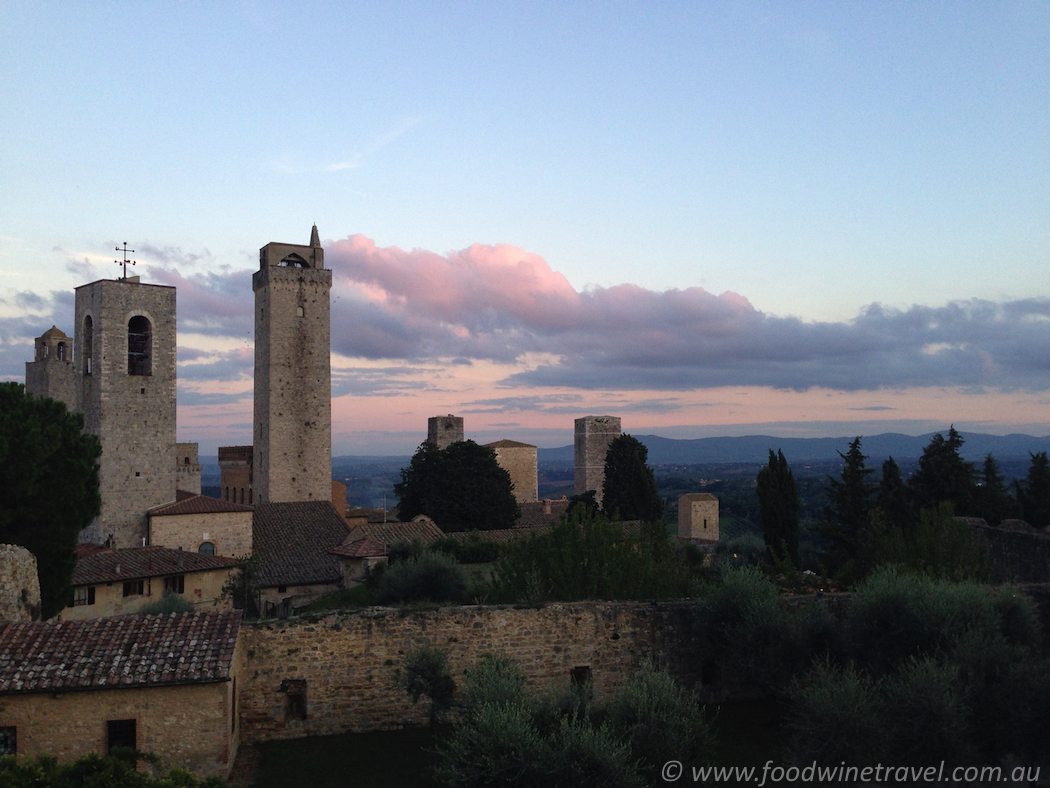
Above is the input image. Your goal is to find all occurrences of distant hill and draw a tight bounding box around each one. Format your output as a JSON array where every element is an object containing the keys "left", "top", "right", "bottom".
[{"left": 538, "top": 432, "right": 1050, "bottom": 466}]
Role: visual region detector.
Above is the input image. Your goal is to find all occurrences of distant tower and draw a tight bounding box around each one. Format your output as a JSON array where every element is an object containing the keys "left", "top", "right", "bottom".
[
  {"left": 253, "top": 225, "right": 332, "bottom": 504},
  {"left": 678, "top": 493, "right": 719, "bottom": 541},
  {"left": 427, "top": 415, "right": 464, "bottom": 450},
  {"left": 485, "top": 439, "right": 538, "bottom": 503},
  {"left": 75, "top": 275, "right": 177, "bottom": 547},
  {"left": 25, "top": 325, "right": 77, "bottom": 412},
  {"left": 574, "top": 415, "right": 621, "bottom": 507}
]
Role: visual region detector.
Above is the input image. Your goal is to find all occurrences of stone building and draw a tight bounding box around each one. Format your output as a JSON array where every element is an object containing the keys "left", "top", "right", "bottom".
[
  {"left": 0, "top": 611, "right": 244, "bottom": 778},
  {"left": 485, "top": 439, "right": 538, "bottom": 503},
  {"left": 574, "top": 415, "right": 622, "bottom": 507},
  {"left": 0, "top": 545, "right": 41, "bottom": 622},
  {"left": 427, "top": 414, "right": 464, "bottom": 449},
  {"left": 58, "top": 545, "right": 240, "bottom": 620},
  {"left": 677, "top": 493, "right": 719, "bottom": 542},
  {"left": 252, "top": 226, "right": 332, "bottom": 504},
  {"left": 24, "top": 325, "right": 77, "bottom": 411},
  {"left": 75, "top": 277, "right": 178, "bottom": 547},
  {"left": 218, "top": 445, "right": 253, "bottom": 505},
  {"left": 148, "top": 492, "right": 255, "bottom": 557},
  {"left": 176, "top": 442, "right": 202, "bottom": 496}
]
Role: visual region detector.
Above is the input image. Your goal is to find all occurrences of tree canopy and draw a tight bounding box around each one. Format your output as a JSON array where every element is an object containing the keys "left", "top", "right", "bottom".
[
  {"left": 756, "top": 449, "right": 800, "bottom": 566},
  {"left": 908, "top": 427, "right": 977, "bottom": 515},
  {"left": 394, "top": 440, "right": 520, "bottom": 531},
  {"left": 1017, "top": 451, "right": 1050, "bottom": 529},
  {"left": 820, "top": 437, "right": 874, "bottom": 576},
  {"left": 600, "top": 434, "right": 664, "bottom": 522},
  {"left": 0, "top": 383, "right": 100, "bottom": 618}
]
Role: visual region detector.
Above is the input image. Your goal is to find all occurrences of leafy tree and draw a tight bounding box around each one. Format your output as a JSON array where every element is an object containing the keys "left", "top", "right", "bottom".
[
  {"left": 395, "top": 440, "right": 520, "bottom": 531},
  {"left": 600, "top": 434, "right": 663, "bottom": 522},
  {"left": 376, "top": 548, "right": 467, "bottom": 604},
  {"left": 975, "top": 454, "right": 1019, "bottom": 527},
  {"left": 908, "top": 427, "right": 977, "bottom": 516},
  {"left": 1016, "top": 451, "right": 1050, "bottom": 528},
  {"left": 399, "top": 642, "right": 456, "bottom": 730},
  {"left": 0, "top": 383, "right": 101, "bottom": 618},
  {"left": 756, "top": 449, "right": 800, "bottom": 566},
  {"left": 821, "top": 437, "right": 873, "bottom": 572},
  {"left": 219, "top": 554, "right": 260, "bottom": 619}
]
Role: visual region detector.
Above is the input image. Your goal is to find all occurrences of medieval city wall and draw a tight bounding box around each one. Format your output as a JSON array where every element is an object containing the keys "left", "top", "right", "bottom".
[
  {"left": 0, "top": 545, "right": 41, "bottom": 622},
  {"left": 238, "top": 600, "right": 700, "bottom": 743}
]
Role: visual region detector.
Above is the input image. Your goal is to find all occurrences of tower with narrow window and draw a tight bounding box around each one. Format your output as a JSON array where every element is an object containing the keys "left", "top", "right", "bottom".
[
  {"left": 25, "top": 325, "right": 78, "bottom": 412},
  {"left": 253, "top": 225, "right": 332, "bottom": 504},
  {"left": 74, "top": 275, "right": 177, "bottom": 547}
]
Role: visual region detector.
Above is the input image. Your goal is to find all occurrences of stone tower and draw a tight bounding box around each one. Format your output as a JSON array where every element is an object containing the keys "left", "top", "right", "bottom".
[
  {"left": 485, "top": 439, "right": 538, "bottom": 503},
  {"left": 678, "top": 493, "right": 719, "bottom": 541},
  {"left": 25, "top": 325, "right": 77, "bottom": 412},
  {"left": 573, "top": 415, "right": 621, "bottom": 507},
  {"left": 74, "top": 276, "right": 177, "bottom": 547},
  {"left": 427, "top": 414, "right": 464, "bottom": 450},
  {"left": 253, "top": 225, "right": 332, "bottom": 504}
]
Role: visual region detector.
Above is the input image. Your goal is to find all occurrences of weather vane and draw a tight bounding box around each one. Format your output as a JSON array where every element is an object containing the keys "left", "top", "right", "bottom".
[{"left": 114, "top": 242, "right": 136, "bottom": 279}]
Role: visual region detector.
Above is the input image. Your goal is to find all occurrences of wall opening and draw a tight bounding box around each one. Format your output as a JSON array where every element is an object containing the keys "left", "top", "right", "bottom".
[
  {"left": 282, "top": 678, "right": 308, "bottom": 720},
  {"left": 570, "top": 665, "right": 592, "bottom": 687},
  {"left": 107, "top": 719, "right": 136, "bottom": 753},
  {"left": 198, "top": 542, "right": 215, "bottom": 556},
  {"left": 83, "top": 315, "right": 93, "bottom": 374},
  {"left": 127, "top": 315, "right": 152, "bottom": 376},
  {"left": 0, "top": 726, "right": 16, "bottom": 755}
]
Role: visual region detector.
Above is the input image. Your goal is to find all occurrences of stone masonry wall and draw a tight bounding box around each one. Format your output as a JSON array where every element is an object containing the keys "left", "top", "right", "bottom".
[
  {"left": 238, "top": 601, "right": 699, "bottom": 743},
  {"left": 492, "top": 443, "right": 538, "bottom": 503},
  {"left": 0, "top": 545, "right": 41, "bottom": 621},
  {"left": 150, "top": 511, "right": 254, "bottom": 557}
]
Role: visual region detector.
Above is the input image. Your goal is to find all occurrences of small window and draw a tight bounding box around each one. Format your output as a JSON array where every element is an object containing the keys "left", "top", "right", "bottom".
[
  {"left": 122, "top": 580, "right": 145, "bottom": 597},
  {"left": 127, "top": 315, "right": 152, "bottom": 376},
  {"left": 198, "top": 542, "right": 215, "bottom": 556},
  {"left": 703, "top": 518, "right": 707, "bottom": 530},
  {"left": 184, "top": 457, "right": 190, "bottom": 465},
  {"left": 83, "top": 316, "right": 93, "bottom": 374},
  {"left": 57, "top": 342, "right": 66, "bottom": 361},
  {"left": 0, "top": 726, "right": 15, "bottom": 755},
  {"left": 163, "top": 575, "right": 185, "bottom": 594},
  {"left": 107, "top": 719, "right": 136, "bottom": 754},
  {"left": 282, "top": 678, "right": 308, "bottom": 720},
  {"left": 72, "top": 587, "right": 95, "bottom": 606},
  {"left": 277, "top": 585, "right": 288, "bottom": 594},
  {"left": 296, "top": 305, "right": 304, "bottom": 317},
  {"left": 570, "top": 666, "right": 592, "bottom": 687},
  {"left": 248, "top": 488, "right": 253, "bottom": 504}
]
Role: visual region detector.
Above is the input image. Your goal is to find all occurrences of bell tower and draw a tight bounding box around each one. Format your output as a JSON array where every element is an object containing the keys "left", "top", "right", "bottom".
[{"left": 252, "top": 225, "right": 332, "bottom": 503}]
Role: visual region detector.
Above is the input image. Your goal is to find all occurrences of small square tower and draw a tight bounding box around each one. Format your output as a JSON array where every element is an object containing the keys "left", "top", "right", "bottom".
[
  {"left": 678, "top": 493, "right": 719, "bottom": 541},
  {"left": 573, "top": 415, "right": 621, "bottom": 507},
  {"left": 427, "top": 414, "right": 464, "bottom": 450},
  {"left": 252, "top": 226, "right": 332, "bottom": 504}
]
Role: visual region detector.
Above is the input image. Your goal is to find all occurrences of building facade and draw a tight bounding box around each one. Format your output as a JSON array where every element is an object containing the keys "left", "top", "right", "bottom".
[{"left": 427, "top": 414, "right": 464, "bottom": 450}]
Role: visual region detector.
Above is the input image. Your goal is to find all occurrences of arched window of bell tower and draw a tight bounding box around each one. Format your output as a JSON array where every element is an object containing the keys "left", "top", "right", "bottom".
[
  {"left": 128, "top": 316, "right": 152, "bottom": 376},
  {"left": 57, "top": 342, "right": 66, "bottom": 361},
  {"left": 279, "top": 253, "right": 309, "bottom": 268},
  {"left": 83, "top": 316, "right": 94, "bottom": 374}
]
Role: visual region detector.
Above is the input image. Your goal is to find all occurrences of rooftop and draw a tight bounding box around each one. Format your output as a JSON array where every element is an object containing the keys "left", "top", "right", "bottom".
[
  {"left": 253, "top": 501, "right": 349, "bottom": 587},
  {"left": 72, "top": 546, "right": 239, "bottom": 586}
]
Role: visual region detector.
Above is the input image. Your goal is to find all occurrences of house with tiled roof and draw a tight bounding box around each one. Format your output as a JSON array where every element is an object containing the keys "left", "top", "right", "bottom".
[
  {"left": 330, "top": 514, "right": 445, "bottom": 584},
  {"left": 252, "top": 501, "right": 349, "bottom": 615},
  {"left": 148, "top": 492, "right": 254, "bottom": 558},
  {"left": 0, "top": 611, "right": 244, "bottom": 778},
  {"left": 58, "top": 546, "right": 240, "bottom": 621}
]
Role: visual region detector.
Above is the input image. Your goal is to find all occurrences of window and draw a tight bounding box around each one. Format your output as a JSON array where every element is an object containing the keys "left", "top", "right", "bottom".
[
  {"left": 570, "top": 666, "right": 592, "bottom": 687},
  {"left": 163, "top": 575, "right": 185, "bottom": 594},
  {"left": 282, "top": 678, "right": 307, "bottom": 720},
  {"left": 0, "top": 726, "right": 15, "bottom": 755},
  {"left": 198, "top": 542, "right": 215, "bottom": 556},
  {"left": 122, "top": 580, "right": 144, "bottom": 597},
  {"left": 224, "top": 486, "right": 229, "bottom": 501},
  {"left": 57, "top": 341, "right": 66, "bottom": 361},
  {"left": 107, "top": 719, "right": 136, "bottom": 754},
  {"left": 83, "top": 315, "right": 93, "bottom": 374},
  {"left": 184, "top": 456, "right": 190, "bottom": 465},
  {"left": 127, "top": 315, "right": 152, "bottom": 376},
  {"left": 249, "top": 488, "right": 253, "bottom": 504},
  {"left": 72, "top": 586, "right": 95, "bottom": 606},
  {"left": 296, "top": 305, "right": 304, "bottom": 317}
]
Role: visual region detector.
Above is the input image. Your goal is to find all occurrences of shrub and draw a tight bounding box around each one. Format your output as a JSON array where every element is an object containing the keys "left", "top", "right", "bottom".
[
  {"left": 433, "top": 533, "right": 501, "bottom": 564},
  {"left": 604, "top": 662, "right": 712, "bottom": 782},
  {"left": 136, "top": 593, "right": 196, "bottom": 615},
  {"left": 377, "top": 550, "right": 467, "bottom": 604},
  {"left": 541, "top": 718, "right": 644, "bottom": 788},
  {"left": 712, "top": 533, "right": 767, "bottom": 569},
  {"left": 435, "top": 701, "right": 548, "bottom": 788},
  {"left": 399, "top": 642, "right": 456, "bottom": 728},
  {"left": 459, "top": 654, "right": 528, "bottom": 714},
  {"left": 881, "top": 657, "right": 971, "bottom": 764}
]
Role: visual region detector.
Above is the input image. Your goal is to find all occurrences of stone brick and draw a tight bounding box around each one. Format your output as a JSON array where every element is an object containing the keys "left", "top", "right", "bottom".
[
  {"left": 0, "top": 545, "right": 41, "bottom": 622},
  {"left": 573, "top": 416, "right": 621, "bottom": 507}
]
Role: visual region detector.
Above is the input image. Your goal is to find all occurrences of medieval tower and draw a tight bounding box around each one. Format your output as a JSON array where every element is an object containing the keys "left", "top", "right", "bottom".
[
  {"left": 252, "top": 225, "right": 332, "bottom": 504},
  {"left": 427, "top": 414, "right": 464, "bottom": 450},
  {"left": 573, "top": 415, "right": 621, "bottom": 507},
  {"left": 25, "top": 326, "right": 77, "bottom": 411},
  {"left": 75, "top": 277, "right": 178, "bottom": 547}
]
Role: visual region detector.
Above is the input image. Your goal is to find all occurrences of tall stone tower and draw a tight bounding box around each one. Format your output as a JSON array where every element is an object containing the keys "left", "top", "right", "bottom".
[
  {"left": 25, "top": 325, "right": 77, "bottom": 412},
  {"left": 253, "top": 225, "right": 332, "bottom": 504},
  {"left": 427, "top": 414, "right": 464, "bottom": 450},
  {"left": 74, "top": 277, "right": 177, "bottom": 547},
  {"left": 573, "top": 415, "right": 621, "bottom": 507}
]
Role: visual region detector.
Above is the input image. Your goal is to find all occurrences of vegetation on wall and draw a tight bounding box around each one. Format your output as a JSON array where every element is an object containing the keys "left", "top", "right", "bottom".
[
  {"left": 0, "top": 383, "right": 101, "bottom": 619},
  {"left": 0, "top": 750, "right": 226, "bottom": 787},
  {"left": 395, "top": 441, "right": 520, "bottom": 532}
]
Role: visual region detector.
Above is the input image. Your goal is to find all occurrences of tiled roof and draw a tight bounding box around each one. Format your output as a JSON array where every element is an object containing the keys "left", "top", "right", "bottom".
[
  {"left": 517, "top": 499, "right": 571, "bottom": 529},
  {"left": 0, "top": 611, "right": 241, "bottom": 695},
  {"left": 72, "top": 547, "right": 239, "bottom": 586},
  {"left": 484, "top": 439, "right": 537, "bottom": 449},
  {"left": 148, "top": 493, "right": 253, "bottom": 516},
  {"left": 330, "top": 517, "right": 446, "bottom": 559},
  {"left": 330, "top": 537, "right": 388, "bottom": 559},
  {"left": 680, "top": 492, "right": 718, "bottom": 501},
  {"left": 40, "top": 325, "right": 70, "bottom": 340},
  {"left": 253, "top": 502, "right": 349, "bottom": 587}
]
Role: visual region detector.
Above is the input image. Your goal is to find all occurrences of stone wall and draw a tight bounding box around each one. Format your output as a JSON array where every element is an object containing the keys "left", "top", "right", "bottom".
[
  {"left": 971, "top": 522, "right": 1050, "bottom": 583},
  {"left": 427, "top": 415, "right": 464, "bottom": 450},
  {"left": 0, "top": 545, "right": 41, "bottom": 622},
  {"left": 238, "top": 601, "right": 699, "bottom": 743},
  {"left": 489, "top": 441, "right": 538, "bottom": 503},
  {"left": 574, "top": 416, "right": 621, "bottom": 507},
  {"left": 150, "top": 510, "right": 254, "bottom": 557},
  {"left": 678, "top": 494, "right": 719, "bottom": 541},
  {"left": 175, "top": 442, "right": 202, "bottom": 495}
]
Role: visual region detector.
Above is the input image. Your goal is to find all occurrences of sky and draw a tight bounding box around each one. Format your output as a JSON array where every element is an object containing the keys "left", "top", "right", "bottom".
[{"left": 1, "top": 2, "right": 1048, "bottom": 455}]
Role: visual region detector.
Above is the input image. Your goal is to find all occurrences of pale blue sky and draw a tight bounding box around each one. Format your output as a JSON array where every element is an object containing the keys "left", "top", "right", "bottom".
[{"left": 2, "top": 2, "right": 1048, "bottom": 452}]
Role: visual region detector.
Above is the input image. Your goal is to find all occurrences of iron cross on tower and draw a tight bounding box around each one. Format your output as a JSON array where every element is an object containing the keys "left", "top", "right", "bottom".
[{"left": 114, "top": 242, "right": 136, "bottom": 279}]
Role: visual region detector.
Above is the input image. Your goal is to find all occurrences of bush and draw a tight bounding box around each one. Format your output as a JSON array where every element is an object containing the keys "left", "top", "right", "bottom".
[
  {"left": 432, "top": 533, "right": 501, "bottom": 564},
  {"left": 435, "top": 701, "right": 548, "bottom": 788},
  {"left": 712, "top": 533, "right": 767, "bottom": 569},
  {"left": 459, "top": 654, "right": 529, "bottom": 714},
  {"left": 376, "top": 550, "right": 467, "bottom": 605},
  {"left": 399, "top": 642, "right": 456, "bottom": 728},
  {"left": 136, "top": 593, "right": 196, "bottom": 615},
  {"left": 0, "top": 750, "right": 226, "bottom": 787},
  {"left": 604, "top": 662, "right": 711, "bottom": 782},
  {"left": 541, "top": 718, "right": 644, "bottom": 788}
]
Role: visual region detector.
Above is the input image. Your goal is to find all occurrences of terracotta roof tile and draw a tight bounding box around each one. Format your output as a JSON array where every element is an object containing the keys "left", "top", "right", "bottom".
[
  {"left": 330, "top": 537, "right": 388, "bottom": 559},
  {"left": 483, "top": 439, "right": 537, "bottom": 449},
  {"left": 72, "top": 547, "right": 239, "bottom": 586},
  {"left": 148, "top": 494, "right": 253, "bottom": 516},
  {"left": 253, "top": 502, "right": 348, "bottom": 587},
  {"left": 0, "top": 611, "right": 241, "bottom": 695}
]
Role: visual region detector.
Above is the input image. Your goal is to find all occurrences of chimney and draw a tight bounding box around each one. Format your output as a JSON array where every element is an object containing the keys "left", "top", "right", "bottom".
[{"left": 544, "top": 499, "right": 551, "bottom": 515}]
